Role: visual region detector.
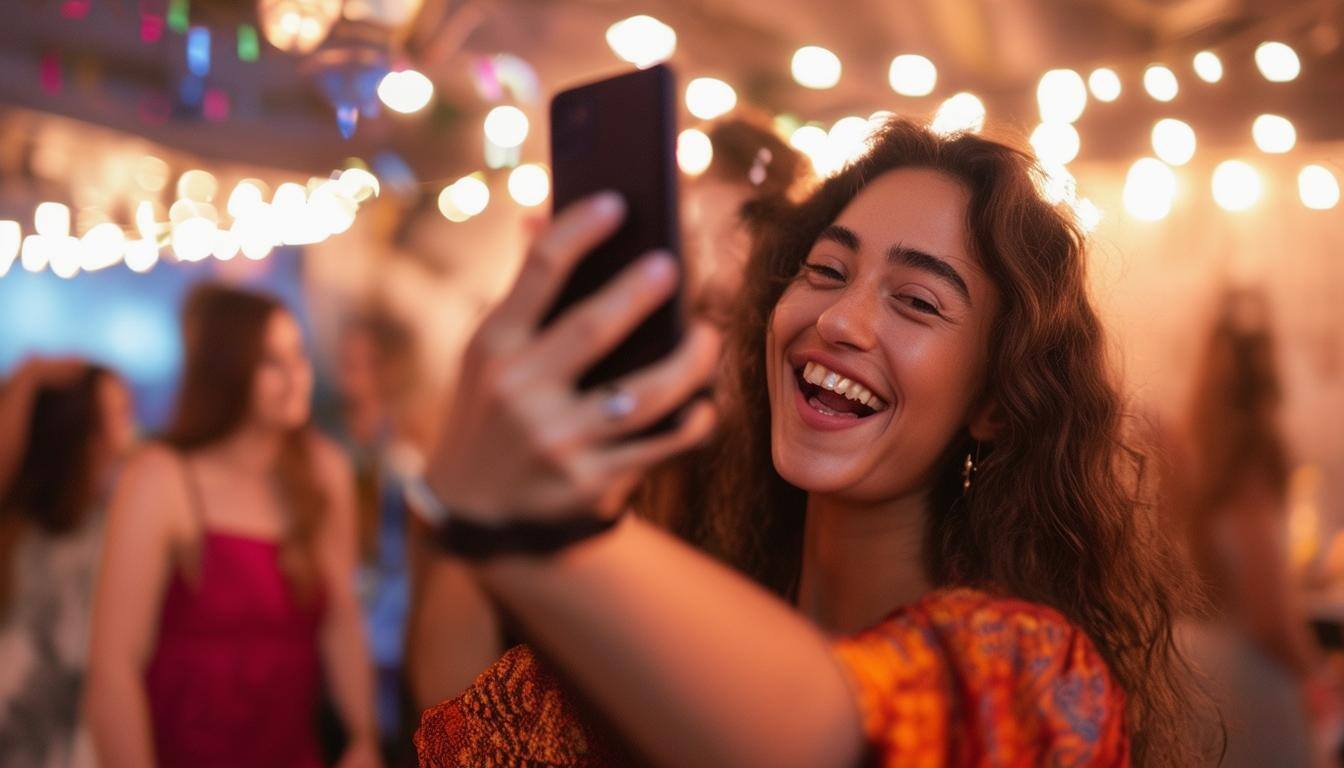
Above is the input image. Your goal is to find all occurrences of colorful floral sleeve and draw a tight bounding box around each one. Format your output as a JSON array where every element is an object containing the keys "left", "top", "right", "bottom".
[{"left": 831, "top": 588, "right": 1130, "bottom": 767}]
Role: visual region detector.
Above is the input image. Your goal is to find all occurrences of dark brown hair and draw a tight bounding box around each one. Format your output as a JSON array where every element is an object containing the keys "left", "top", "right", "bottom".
[
  {"left": 1, "top": 365, "right": 115, "bottom": 612},
  {"left": 165, "top": 283, "right": 325, "bottom": 596},
  {"left": 654, "top": 119, "right": 1208, "bottom": 766},
  {"left": 702, "top": 113, "right": 810, "bottom": 201}
]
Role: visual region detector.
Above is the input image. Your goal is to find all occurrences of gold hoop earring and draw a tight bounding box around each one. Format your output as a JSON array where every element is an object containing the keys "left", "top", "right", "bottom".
[{"left": 961, "top": 442, "right": 982, "bottom": 496}]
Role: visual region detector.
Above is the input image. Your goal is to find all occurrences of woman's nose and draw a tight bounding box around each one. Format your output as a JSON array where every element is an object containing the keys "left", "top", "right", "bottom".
[{"left": 815, "top": 283, "right": 880, "bottom": 351}]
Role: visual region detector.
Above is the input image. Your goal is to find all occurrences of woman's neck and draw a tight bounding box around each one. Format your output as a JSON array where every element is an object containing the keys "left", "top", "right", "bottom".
[
  {"left": 201, "top": 424, "right": 285, "bottom": 476},
  {"left": 797, "top": 492, "right": 932, "bottom": 635}
]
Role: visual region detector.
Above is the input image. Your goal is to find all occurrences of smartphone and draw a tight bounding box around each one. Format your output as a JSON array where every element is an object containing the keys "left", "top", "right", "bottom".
[{"left": 543, "top": 64, "right": 683, "bottom": 396}]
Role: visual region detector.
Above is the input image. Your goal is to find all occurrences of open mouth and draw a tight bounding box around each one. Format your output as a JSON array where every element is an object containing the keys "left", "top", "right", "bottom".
[{"left": 794, "top": 361, "right": 887, "bottom": 419}]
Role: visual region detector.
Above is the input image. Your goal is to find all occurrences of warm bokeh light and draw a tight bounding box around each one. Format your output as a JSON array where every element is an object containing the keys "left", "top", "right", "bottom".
[
  {"left": 171, "top": 217, "right": 217, "bottom": 262},
  {"left": 931, "top": 92, "right": 985, "bottom": 136},
  {"left": 258, "top": 0, "right": 340, "bottom": 54},
  {"left": 888, "top": 54, "right": 937, "bottom": 96},
  {"left": 1037, "top": 69, "right": 1087, "bottom": 123},
  {"left": 1212, "top": 160, "right": 1262, "bottom": 211},
  {"left": 1193, "top": 51, "right": 1223, "bottom": 83},
  {"left": 507, "top": 164, "right": 550, "bottom": 207},
  {"left": 685, "top": 77, "right": 737, "bottom": 120},
  {"left": 828, "top": 116, "right": 872, "bottom": 168},
  {"left": 135, "top": 155, "right": 170, "bottom": 191},
  {"left": 49, "top": 236, "right": 81, "bottom": 279},
  {"left": 1256, "top": 41, "right": 1301, "bottom": 82},
  {"left": 227, "top": 180, "right": 268, "bottom": 218},
  {"left": 211, "top": 227, "right": 240, "bottom": 260},
  {"left": 791, "top": 46, "right": 841, "bottom": 89},
  {"left": 336, "top": 168, "right": 380, "bottom": 202},
  {"left": 124, "top": 238, "right": 159, "bottom": 272},
  {"left": 35, "top": 202, "right": 71, "bottom": 238},
  {"left": 677, "top": 128, "right": 713, "bottom": 176},
  {"left": 1074, "top": 198, "right": 1103, "bottom": 233},
  {"left": 1123, "top": 158, "right": 1177, "bottom": 221},
  {"left": 135, "top": 201, "right": 161, "bottom": 241},
  {"left": 1036, "top": 162, "right": 1077, "bottom": 206},
  {"left": 789, "top": 125, "right": 828, "bottom": 174},
  {"left": 1151, "top": 119, "right": 1197, "bottom": 166},
  {"left": 1251, "top": 114, "right": 1296, "bottom": 154},
  {"left": 21, "top": 235, "right": 49, "bottom": 272},
  {"left": 1143, "top": 65, "right": 1178, "bottom": 101},
  {"left": 483, "top": 105, "right": 529, "bottom": 148},
  {"left": 177, "top": 169, "right": 218, "bottom": 203},
  {"left": 1030, "top": 122, "right": 1080, "bottom": 165},
  {"left": 377, "top": 69, "right": 434, "bottom": 114},
  {"left": 1087, "top": 68, "right": 1121, "bottom": 102},
  {"left": 0, "top": 220, "right": 20, "bottom": 277},
  {"left": 308, "top": 181, "right": 357, "bottom": 235},
  {"left": 1298, "top": 165, "right": 1339, "bottom": 210},
  {"left": 606, "top": 15, "right": 676, "bottom": 69},
  {"left": 234, "top": 208, "right": 278, "bottom": 260},
  {"left": 79, "top": 222, "right": 126, "bottom": 271},
  {"left": 446, "top": 174, "right": 490, "bottom": 217}
]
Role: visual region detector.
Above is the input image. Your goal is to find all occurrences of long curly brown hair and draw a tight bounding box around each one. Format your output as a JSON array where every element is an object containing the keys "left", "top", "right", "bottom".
[{"left": 648, "top": 119, "right": 1212, "bottom": 766}]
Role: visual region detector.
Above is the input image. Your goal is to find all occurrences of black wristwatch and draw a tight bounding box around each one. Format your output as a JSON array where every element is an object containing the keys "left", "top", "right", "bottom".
[{"left": 404, "top": 476, "right": 620, "bottom": 560}]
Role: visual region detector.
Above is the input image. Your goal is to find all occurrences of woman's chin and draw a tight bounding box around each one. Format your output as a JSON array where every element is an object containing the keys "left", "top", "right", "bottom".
[{"left": 771, "top": 445, "right": 868, "bottom": 495}]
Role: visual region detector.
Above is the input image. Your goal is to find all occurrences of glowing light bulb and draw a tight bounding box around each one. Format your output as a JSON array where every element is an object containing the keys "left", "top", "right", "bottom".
[
  {"left": 1212, "top": 160, "right": 1262, "bottom": 212},
  {"left": 507, "top": 164, "right": 550, "bottom": 207},
  {"left": 1037, "top": 69, "right": 1087, "bottom": 123},
  {"left": 21, "top": 236, "right": 49, "bottom": 272},
  {"left": 791, "top": 46, "right": 841, "bottom": 89},
  {"left": 377, "top": 69, "right": 434, "bottom": 114},
  {"left": 1074, "top": 198, "right": 1103, "bottom": 233},
  {"left": 1151, "top": 119, "right": 1197, "bottom": 166},
  {"left": 1298, "top": 165, "right": 1340, "bottom": 210},
  {"left": 888, "top": 54, "right": 936, "bottom": 96},
  {"left": 1030, "top": 122, "right": 1080, "bottom": 165},
  {"left": 79, "top": 222, "right": 126, "bottom": 271},
  {"left": 1256, "top": 41, "right": 1300, "bottom": 82},
  {"left": 1088, "top": 68, "right": 1121, "bottom": 102},
  {"left": 685, "top": 78, "right": 737, "bottom": 120},
  {"left": 171, "top": 217, "right": 217, "bottom": 261},
  {"left": 829, "top": 115, "right": 873, "bottom": 167},
  {"left": 1123, "top": 157, "right": 1177, "bottom": 221},
  {"left": 308, "top": 181, "right": 357, "bottom": 235},
  {"left": 211, "top": 227, "right": 240, "bottom": 260},
  {"left": 49, "top": 236, "right": 81, "bottom": 279},
  {"left": 1193, "top": 51, "right": 1223, "bottom": 83},
  {"left": 483, "top": 106, "right": 529, "bottom": 148},
  {"left": 124, "top": 238, "right": 159, "bottom": 272},
  {"left": 336, "top": 168, "right": 379, "bottom": 202},
  {"left": 227, "top": 180, "right": 267, "bottom": 218},
  {"left": 35, "top": 202, "right": 71, "bottom": 238},
  {"left": 605, "top": 15, "right": 676, "bottom": 69},
  {"left": 176, "top": 169, "right": 218, "bottom": 203},
  {"left": 677, "top": 128, "right": 713, "bottom": 176},
  {"left": 1143, "top": 65, "right": 1178, "bottom": 102},
  {"left": 446, "top": 175, "right": 489, "bottom": 217},
  {"left": 1251, "top": 114, "right": 1296, "bottom": 154},
  {"left": 258, "top": 0, "right": 340, "bottom": 54},
  {"left": 931, "top": 92, "right": 985, "bottom": 136}
]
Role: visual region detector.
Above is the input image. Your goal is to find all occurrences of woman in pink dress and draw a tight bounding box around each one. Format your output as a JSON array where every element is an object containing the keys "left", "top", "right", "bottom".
[{"left": 85, "top": 284, "right": 380, "bottom": 767}]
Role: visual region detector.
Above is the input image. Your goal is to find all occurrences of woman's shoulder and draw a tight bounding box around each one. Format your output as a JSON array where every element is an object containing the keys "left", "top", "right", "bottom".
[{"left": 303, "top": 429, "right": 354, "bottom": 487}]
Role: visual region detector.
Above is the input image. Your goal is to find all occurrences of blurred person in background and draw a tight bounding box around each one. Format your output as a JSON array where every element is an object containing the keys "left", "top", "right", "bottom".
[
  {"left": 85, "top": 283, "right": 380, "bottom": 768},
  {"left": 411, "top": 120, "right": 1210, "bottom": 767},
  {"left": 1167, "top": 287, "right": 1339, "bottom": 766},
  {"left": 403, "top": 114, "right": 813, "bottom": 713},
  {"left": 0, "top": 359, "right": 135, "bottom": 767},
  {"left": 326, "top": 311, "right": 428, "bottom": 765}
]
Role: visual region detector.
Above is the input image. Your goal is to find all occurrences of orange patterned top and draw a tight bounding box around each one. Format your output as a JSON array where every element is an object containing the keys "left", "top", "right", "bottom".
[{"left": 415, "top": 588, "right": 1129, "bottom": 767}]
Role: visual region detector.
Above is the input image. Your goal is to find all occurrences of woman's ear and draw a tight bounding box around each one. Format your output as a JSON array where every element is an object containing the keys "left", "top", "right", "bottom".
[{"left": 968, "top": 399, "right": 1005, "bottom": 443}]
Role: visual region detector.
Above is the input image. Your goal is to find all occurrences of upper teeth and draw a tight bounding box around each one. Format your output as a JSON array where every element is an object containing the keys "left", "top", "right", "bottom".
[{"left": 802, "top": 361, "right": 887, "bottom": 411}]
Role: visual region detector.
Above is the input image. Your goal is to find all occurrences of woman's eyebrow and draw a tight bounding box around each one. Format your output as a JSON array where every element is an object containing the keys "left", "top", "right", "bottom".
[
  {"left": 887, "top": 244, "right": 971, "bottom": 304},
  {"left": 816, "top": 224, "right": 860, "bottom": 251}
]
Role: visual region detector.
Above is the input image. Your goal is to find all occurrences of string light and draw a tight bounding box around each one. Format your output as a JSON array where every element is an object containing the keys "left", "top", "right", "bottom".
[
  {"left": 1298, "top": 165, "right": 1340, "bottom": 210},
  {"left": 378, "top": 69, "right": 435, "bottom": 114},
  {"left": 171, "top": 217, "right": 217, "bottom": 261},
  {"left": 484, "top": 106, "right": 529, "bottom": 149},
  {"left": 605, "top": 15, "right": 676, "bottom": 69},
  {"left": 21, "top": 235, "right": 49, "bottom": 272},
  {"left": 1212, "top": 160, "right": 1262, "bottom": 212},
  {"left": 1037, "top": 69, "right": 1087, "bottom": 123},
  {"left": 79, "top": 223, "right": 125, "bottom": 271},
  {"left": 1143, "top": 65, "right": 1178, "bottom": 101},
  {"left": 35, "top": 202, "right": 71, "bottom": 237},
  {"left": 1256, "top": 41, "right": 1301, "bottom": 82},
  {"left": 1030, "top": 122, "right": 1080, "bottom": 165},
  {"left": 446, "top": 174, "right": 490, "bottom": 217},
  {"left": 685, "top": 78, "right": 737, "bottom": 120},
  {"left": 124, "top": 238, "right": 159, "bottom": 272},
  {"left": 931, "top": 92, "right": 985, "bottom": 136},
  {"left": 1193, "top": 51, "right": 1223, "bottom": 83},
  {"left": 1088, "top": 68, "right": 1121, "bottom": 102},
  {"left": 508, "top": 164, "right": 550, "bottom": 206},
  {"left": 177, "top": 169, "right": 218, "bottom": 203},
  {"left": 257, "top": 0, "right": 341, "bottom": 54},
  {"left": 1251, "top": 114, "right": 1296, "bottom": 153},
  {"left": 227, "top": 180, "right": 268, "bottom": 218},
  {"left": 1151, "top": 119, "right": 1196, "bottom": 166},
  {"left": 677, "top": 129, "right": 713, "bottom": 176},
  {"left": 888, "top": 55, "right": 937, "bottom": 96},
  {"left": 49, "top": 236, "right": 81, "bottom": 279},
  {"left": 791, "top": 46, "right": 841, "bottom": 89},
  {"left": 1123, "top": 158, "right": 1177, "bottom": 221}
]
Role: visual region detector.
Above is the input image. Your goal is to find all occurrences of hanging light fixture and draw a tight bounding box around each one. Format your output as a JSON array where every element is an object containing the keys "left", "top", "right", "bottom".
[{"left": 257, "top": 0, "right": 342, "bottom": 54}]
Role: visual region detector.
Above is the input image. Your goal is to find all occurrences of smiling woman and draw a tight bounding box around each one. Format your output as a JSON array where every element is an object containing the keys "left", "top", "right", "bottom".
[{"left": 412, "top": 119, "right": 1211, "bottom": 768}]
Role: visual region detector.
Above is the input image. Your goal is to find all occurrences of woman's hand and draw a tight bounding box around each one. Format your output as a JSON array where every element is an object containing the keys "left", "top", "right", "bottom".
[{"left": 425, "top": 192, "right": 720, "bottom": 524}]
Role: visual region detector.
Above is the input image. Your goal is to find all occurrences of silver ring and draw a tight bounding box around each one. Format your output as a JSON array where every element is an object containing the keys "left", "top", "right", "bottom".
[{"left": 597, "top": 385, "right": 637, "bottom": 421}]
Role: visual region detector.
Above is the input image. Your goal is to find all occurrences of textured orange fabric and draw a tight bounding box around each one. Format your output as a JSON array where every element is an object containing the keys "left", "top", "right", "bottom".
[
  {"left": 832, "top": 588, "right": 1129, "bottom": 767},
  {"left": 416, "top": 588, "right": 1129, "bottom": 767}
]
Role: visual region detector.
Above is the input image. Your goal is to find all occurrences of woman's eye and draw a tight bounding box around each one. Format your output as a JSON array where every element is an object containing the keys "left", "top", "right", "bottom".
[
  {"left": 803, "top": 263, "right": 844, "bottom": 282},
  {"left": 900, "top": 294, "right": 941, "bottom": 316}
]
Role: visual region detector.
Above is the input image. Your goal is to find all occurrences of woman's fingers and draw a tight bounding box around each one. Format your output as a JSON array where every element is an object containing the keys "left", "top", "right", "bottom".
[
  {"left": 574, "top": 323, "right": 720, "bottom": 442},
  {"left": 520, "top": 252, "right": 680, "bottom": 383},
  {"left": 490, "top": 192, "right": 627, "bottom": 332},
  {"left": 590, "top": 399, "right": 718, "bottom": 479}
]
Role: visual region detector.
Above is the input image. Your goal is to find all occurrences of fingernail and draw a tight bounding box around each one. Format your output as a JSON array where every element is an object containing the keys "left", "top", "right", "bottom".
[
  {"left": 592, "top": 191, "right": 625, "bottom": 216},
  {"left": 643, "top": 252, "right": 676, "bottom": 280}
]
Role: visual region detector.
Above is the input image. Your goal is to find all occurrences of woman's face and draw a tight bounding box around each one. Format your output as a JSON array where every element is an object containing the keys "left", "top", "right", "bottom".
[
  {"left": 766, "top": 168, "right": 1000, "bottom": 503},
  {"left": 96, "top": 374, "right": 137, "bottom": 457},
  {"left": 250, "top": 310, "right": 313, "bottom": 430}
]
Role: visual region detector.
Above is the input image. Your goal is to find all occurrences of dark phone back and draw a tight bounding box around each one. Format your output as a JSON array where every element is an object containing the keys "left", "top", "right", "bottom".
[{"left": 544, "top": 65, "right": 682, "bottom": 391}]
